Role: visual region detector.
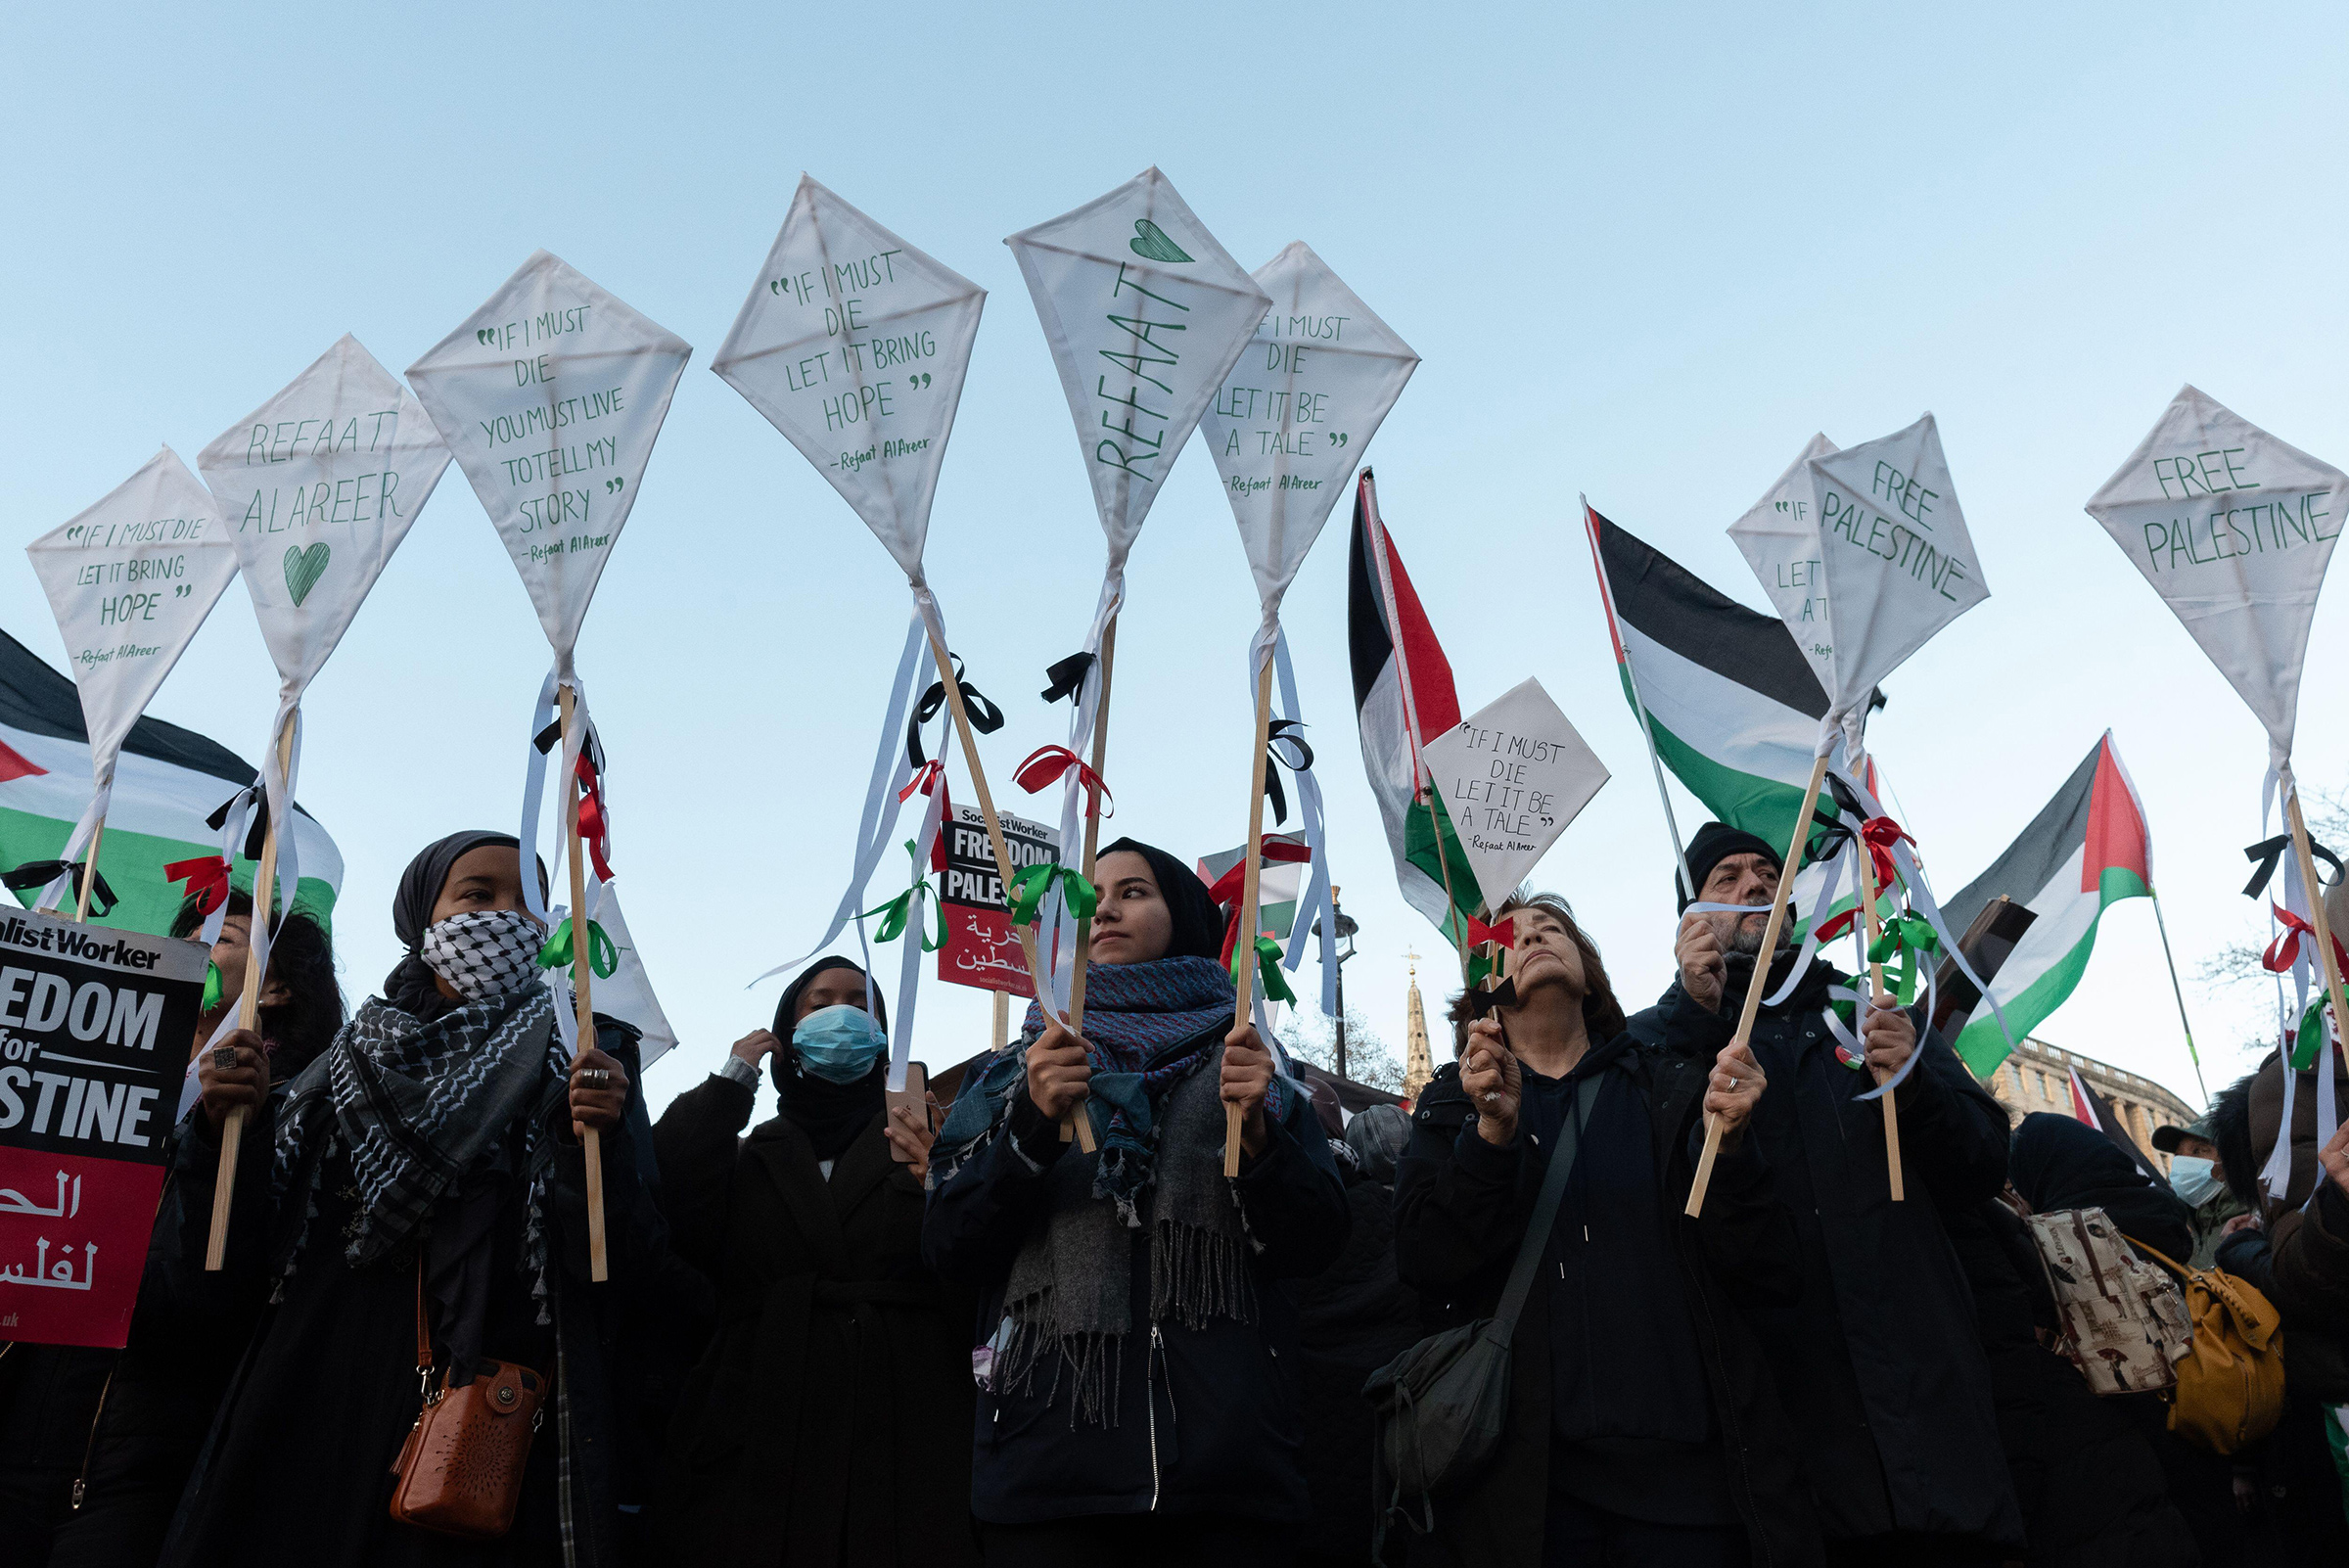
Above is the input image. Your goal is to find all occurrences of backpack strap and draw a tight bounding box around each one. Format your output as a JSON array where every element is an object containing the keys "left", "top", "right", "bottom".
[{"left": 1492, "top": 1073, "right": 1602, "bottom": 1337}]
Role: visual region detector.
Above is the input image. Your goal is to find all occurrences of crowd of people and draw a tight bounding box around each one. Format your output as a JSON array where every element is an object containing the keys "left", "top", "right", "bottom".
[{"left": 1, "top": 818, "right": 2346, "bottom": 1567}]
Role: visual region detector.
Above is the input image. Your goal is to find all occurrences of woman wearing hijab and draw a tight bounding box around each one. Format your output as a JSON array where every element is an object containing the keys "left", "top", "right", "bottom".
[
  {"left": 159, "top": 830, "right": 665, "bottom": 1566},
  {"left": 651, "top": 954, "right": 974, "bottom": 1568},
  {"left": 923, "top": 838, "right": 1350, "bottom": 1567},
  {"left": 0, "top": 892, "right": 344, "bottom": 1567}
]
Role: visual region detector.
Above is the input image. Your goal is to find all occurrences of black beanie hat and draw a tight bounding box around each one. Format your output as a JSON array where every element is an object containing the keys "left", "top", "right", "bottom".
[{"left": 1680, "top": 821, "right": 1782, "bottom": 911}]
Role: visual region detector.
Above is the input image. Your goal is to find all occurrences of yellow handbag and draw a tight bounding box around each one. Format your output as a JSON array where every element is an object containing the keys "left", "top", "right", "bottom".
[{"left": 2128, "top": 1238, "right": 2286, "bottom": 1455}]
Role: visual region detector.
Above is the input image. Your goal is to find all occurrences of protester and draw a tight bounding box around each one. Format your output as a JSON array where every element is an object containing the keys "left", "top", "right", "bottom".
[
  {"left": 924, "top": 837, "right": 1349, "bottom": 1566},
  {"left": 1293, "top": 1102, "right": 1423, "bottom": 1568},
  {"left": 158, "top": 830, "right": 668, "bottom": 1565},
  {"left": 2152, "top": 1114, "right": 2246, "bottom": 1268},
  {"left": 653, "top": 955, "right": 976, "bottom": 1567},
  {"left": 2212, "top": 1030, "right": 2349, "bottom": 1562},
  {"left": 1635, "top": 821, "right": 2022, "bottom": 1563},
  {"left": 1391, "top": 893, "right": 1819, "bottom": 1568},
  {"left": 0, "top": 892, "right": 343, "bottom": 1568}
]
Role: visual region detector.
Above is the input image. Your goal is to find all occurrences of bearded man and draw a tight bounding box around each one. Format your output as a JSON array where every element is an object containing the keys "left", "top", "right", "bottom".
[{"left": 1624, "top": 822, "right": 2022, "bottom": 1566}]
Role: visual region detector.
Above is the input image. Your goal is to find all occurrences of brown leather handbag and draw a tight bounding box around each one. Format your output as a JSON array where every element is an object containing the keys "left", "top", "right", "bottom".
[{"left": 388, "top": 1265, "right": 547, "bottom": 1540}]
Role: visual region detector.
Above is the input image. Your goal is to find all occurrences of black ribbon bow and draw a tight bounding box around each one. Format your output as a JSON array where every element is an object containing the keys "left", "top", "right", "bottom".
[
  {"left": 2242, "top": 834, "right": 2344, "bottom": 899},
  {"left": 2, "top": 861, "right": 116, "bottom": 918},
  {"left": 1262, "top": 720, "right": 1314, "bottom": 827},
  {"left": 205, "top": 788, "right": 270, "bottom": 861},
  {"left": 1797, "top": 771, "right": 1868, "bottom": 871},
  {"left": 1040, "top": 652, "right": 1095, "bottom": 706},
  {"left": 909, "top": 656, "right": 1003, "bottom": 768},
  {"left": 532, "top": 715, "right": 606, "bottom": 776},
  {"left": 1463, "top": 977, "right": 1519, "bottom": 1017}
]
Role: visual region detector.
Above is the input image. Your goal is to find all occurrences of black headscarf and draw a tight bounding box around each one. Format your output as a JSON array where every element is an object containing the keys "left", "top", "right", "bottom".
[
  {"left": 770, "top": 956, "right": 889, "bottom": 1162},
  {"left": 2010, "top": 1111, "right": 2194, "bottom": 1266},
  {"left": 384, "top": 831, "right": 525, "bottom": 1019},
  {"left": 1096, "top": 837, "right": 1225, "bottom": 960}
]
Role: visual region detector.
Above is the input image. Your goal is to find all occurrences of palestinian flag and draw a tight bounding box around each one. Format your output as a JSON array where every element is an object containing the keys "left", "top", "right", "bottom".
[
  {"left": 1198, "top": 834, "right": 1308, "bottom": 944},
  {"left": 1584, "top": 503, "right": 1832, "bottom": 855},
  {"left": 1940, "top": 732, "right": 2149, "bottom": 1077},
  {"left": 2066, "top": 1065, "right": 2173, "bottom": 1192},
  {"left": 0, "top": 628, "right": 342, "bottom": 937},
  {"left": 1347, "top": 472, "right": 1478, "bottom": 946}
]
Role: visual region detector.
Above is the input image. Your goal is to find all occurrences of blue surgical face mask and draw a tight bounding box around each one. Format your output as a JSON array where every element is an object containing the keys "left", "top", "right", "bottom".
[
  {"left": 793, "top": 1004, "right": 887, "bottom": 1084},
  {"left": 2169, "top": 1155, "right": 2223, "bottom": 1209}
]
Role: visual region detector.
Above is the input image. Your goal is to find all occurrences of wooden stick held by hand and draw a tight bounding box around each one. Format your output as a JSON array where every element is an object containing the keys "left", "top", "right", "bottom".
[
  {"left": 1226, "top": 656, "right": 1275, "bottom": 1179},
  {"left": 1058, "top": 620, "right": 1116, "bottom": 1148},
  {"left": 1685, "top": 751, "right": 1828, "bottom": 1219},
  {"left": 2286, "top": 786, "right": 2349, "bottom": 1075},
  {"left": 1859, "top": 834, "right": 1906, "bottom": 1202},
  {"left": 71, "top": 816, "right": 108, "bottom": 924},
  {"left": 920, "top": 623, "right": 1094, "bottom": 1153},
  {"left": 207, "top": 714, "right": 295, "bottom": 1271},
  {"left": 561, "top": 685, "right": 609, "bottom": 1283}
]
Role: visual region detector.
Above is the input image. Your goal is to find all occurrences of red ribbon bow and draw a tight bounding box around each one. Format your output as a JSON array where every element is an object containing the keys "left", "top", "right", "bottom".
[
  {"left": 898, "top": 759, "right": 947, "bottom": 805},
  {"left": 164, "top": 855, "right": 231, "bottom": 916},
  {"left": 1461, "top": 911, "right": 1515, "bottom": 948},
  {"left": 574, "top": 754, "right": 616, "bottom": 883},
  {"left": 1207, "top": 839, "right": 1313, "bottom": 962},
  {"left": 1013, "top": 746, "right": 1113, "bottom": 819},
  {"left": 1858, "top": 815, "right": 1912, "bottom": 894},
  {"left": 2263, "top": 903, "right": 2349, "bottom": 980}
]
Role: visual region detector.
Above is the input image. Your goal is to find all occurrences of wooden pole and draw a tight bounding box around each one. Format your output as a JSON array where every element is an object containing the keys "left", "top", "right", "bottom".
[
  {"left": 70, "top": 817, "right": 108, "bottom": 924},
  {"left": 1859, "top": 837, "right": 1906, "bottom": 1202},
  {"left": 2285, "top": 785, "right": 2349, "bottom": 1077},
  {"left": 991, "top": 988, "right": 1010, "bottom": 1051},
  {"left": 1226, "top": 656, "right": 1276, "bottom": 1178},
  {"left": 1058, "top": 621, "right": 1117, "bottom": 1145},
  {"left": 919, "top": 624, "right": 1091, "bottom": 1151},
  {"left": 1686, "top": 751, "right": 1829, "bottom": 1219},
  {"left": 560, "top": 685, "right": 609, "bottom": 1283},
  {"left": 207, "top": 714, "right": 295, "bottom": 1271}
]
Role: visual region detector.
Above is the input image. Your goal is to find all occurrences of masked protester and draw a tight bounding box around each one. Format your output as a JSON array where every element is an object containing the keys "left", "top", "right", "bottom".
[
  {"left": 0, "top": 892, "right": 343, "bottom": 1567},
  {"left": 923, "top": 838, "right": 1349, "bottom": 1567},
  {"left": 2150, "top": 1116, "right": 2244, "bottom": 1269},
  {"left": 159, "top": 831, "right": 667, "bottom": 1566},
  {"left": 651, "top": 956, "right": 976, "bottom": 1568},
  {"left": 1393, "top": 893, "right": 1820, "bottom": 1568},
  {"left": 1635, "top": 822, "right": 2021, "bottom": 1563}
]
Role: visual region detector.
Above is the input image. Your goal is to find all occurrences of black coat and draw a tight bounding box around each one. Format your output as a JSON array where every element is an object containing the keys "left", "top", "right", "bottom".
[
  {"left": 1392, "top": 1032, "right": 1820, "bottom": 1568},
  {"left": 1290, "top": 1161, "right": 1423, "bottom": 1568},
  {"left": 921, "top": 1060, "right": 1350, "bottom": 1525},
  {"left": 1625, "top": 963, "right": 2022, "bottom": 1548},
  {"left": 158, "top": 1019, "right": 668, "bottom": 1568},
  {"left": 652, "top": 1071, "right": 978, "bottom": 1568}
]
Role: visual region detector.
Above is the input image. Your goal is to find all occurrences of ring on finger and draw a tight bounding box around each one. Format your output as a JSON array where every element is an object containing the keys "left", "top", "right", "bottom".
[{"left": 211, "top": 1045, "right": 239, "bottom": 1070}]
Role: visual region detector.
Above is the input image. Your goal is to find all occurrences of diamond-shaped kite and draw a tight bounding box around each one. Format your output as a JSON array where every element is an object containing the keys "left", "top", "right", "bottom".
[
  {"left": 1727, "top": 433, "right": 1838, "bottom": 691},
  {"left": 1419, "top": 677, "right": 1610, "bottom": 914}
]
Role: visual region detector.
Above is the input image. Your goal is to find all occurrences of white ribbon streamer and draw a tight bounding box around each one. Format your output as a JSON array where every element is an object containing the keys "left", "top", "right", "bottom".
[{"left": 1270, "top": 628, "right": 1338, "bottom": 1015}]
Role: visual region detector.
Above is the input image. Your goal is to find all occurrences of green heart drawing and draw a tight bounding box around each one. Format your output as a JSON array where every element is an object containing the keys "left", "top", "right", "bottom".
[
  {"left": 283, "top": 542, "right": 330, "bottom": 607},
  {"left": 1128, "top": 219, "right": 1192, "bottom": 264}
]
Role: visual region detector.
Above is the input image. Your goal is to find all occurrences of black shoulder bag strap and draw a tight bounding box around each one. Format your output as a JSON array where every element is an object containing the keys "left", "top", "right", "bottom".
[{"left": 1489, "top": 1072, "right": 1602, "bottom": 1339}]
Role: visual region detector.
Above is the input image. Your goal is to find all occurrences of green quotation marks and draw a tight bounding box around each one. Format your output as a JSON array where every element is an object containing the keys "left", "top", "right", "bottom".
[
  {"left": 476, "top": 328, "right": 498, "bottom": 346},
  {"left": 908, "top": 373, "right": 932, "bottom": 390},
  {"left": 1329, "top": 433, "right": 1350, "bottom": 449},
  {"left": 283, "top": 542, "right": 330, "bottom": 607},
  {"left": 1128, "top": 220, "right": 1192, "bottom": 264},
  {"left": 605, "top": 478, "right": 624, "bottom": 494}
]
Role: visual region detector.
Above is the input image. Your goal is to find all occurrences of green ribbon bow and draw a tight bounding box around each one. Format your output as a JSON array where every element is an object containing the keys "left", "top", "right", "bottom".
[
  {"left": 1231, "top": 933, "right": 1296, "bottom": 1005},
  {"left": 537, "top": 917, "right": 619, "bottom": 979},
  {"left": 863, "top": 842, "right": 945, "bottom": 951},
  {"left": 2292, "top": 996, "right": 2332, "bottom": 1071},
  {"left": 201, "top": 960, "right": 222, "bottom": 1016},
  {"left": 1865, "top": 913, "right": 1940, "bottom": 1006},
  {"left": 1008, "top": 861, "right": 1096, "bottom": 927}
]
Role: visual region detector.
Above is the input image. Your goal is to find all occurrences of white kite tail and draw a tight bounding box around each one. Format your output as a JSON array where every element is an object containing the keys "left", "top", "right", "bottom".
[
  {"left": 2256, "top": 759, "right": 2337, "bottom": 1202},
  {"left": 35, "top": 760, "right": 116, "bottom": 912},
  {"left": 1270, "top": 628, "right": 1338, "bottom": 1015},
  {"left": 887, "top": 775, "right": 951, "bottom": 1094},
  {"left": 1043, "top": 572, "right": 1126, "bottom": 1012},
  {"left": 749, "top": 612, "right": 932, "bottom": 988}
]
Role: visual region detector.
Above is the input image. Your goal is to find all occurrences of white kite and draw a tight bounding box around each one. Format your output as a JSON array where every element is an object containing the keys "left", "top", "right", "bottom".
[
  {"left": 1727, "top": 433, "right": 1838, "bottom": 690},
  {"left": 1197, "top": 241, "right": 1416, "bottom": 1014},
  {"left": 1420, "top": 677, "right": 1609, "bottom": 912},
  {"left": 2087, "top": 384, "right": 2349, "bottom": 1197},
  {"left": 713, "top": 176, "right": 1002, "bottom": 1086},
  {"left": 198, "top": 335, "right": 451, "bottom": 943},
  {"left": 1007, "top": 168, "right": 1271, "bottom": 1008},
  {"left": 24, "top": 447, "right": 241, "bottom": 915}
]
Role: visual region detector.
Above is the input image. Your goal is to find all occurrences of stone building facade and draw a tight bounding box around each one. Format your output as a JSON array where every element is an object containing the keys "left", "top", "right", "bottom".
[{"left": 1982, "top": 1036, "right": 2199, "bottom": 1174}]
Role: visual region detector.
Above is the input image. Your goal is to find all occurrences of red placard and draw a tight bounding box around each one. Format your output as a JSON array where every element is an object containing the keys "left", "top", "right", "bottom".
[
  {"left": 0, "top": 910, "right": 206, "bottom": 1350},
  {"left": 937, "top": 806, "right": 1058, "bottom": 998}
]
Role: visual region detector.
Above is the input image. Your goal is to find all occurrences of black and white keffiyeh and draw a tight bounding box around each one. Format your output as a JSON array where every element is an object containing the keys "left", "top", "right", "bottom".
[
  {"left": 270, "top": 983, "right": 565, "bottom": 1286},
  {"left": 419, "top": 908, "right": 546, "bottom": 1003}
]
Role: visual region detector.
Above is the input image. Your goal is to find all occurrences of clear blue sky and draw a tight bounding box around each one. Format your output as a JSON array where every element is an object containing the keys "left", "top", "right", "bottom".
[{"left": 5, "top": 2, "right": 2344, "bottom": 1112}]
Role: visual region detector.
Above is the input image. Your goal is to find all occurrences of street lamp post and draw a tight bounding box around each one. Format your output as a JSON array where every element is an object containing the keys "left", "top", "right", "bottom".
[{"left": 1314, "top": 885, "right": 1361, "bottom": 1080}]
